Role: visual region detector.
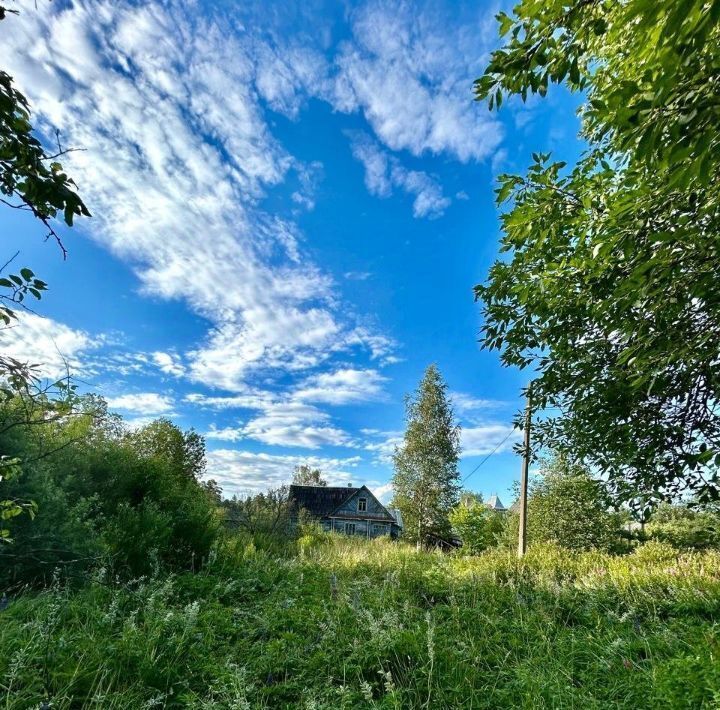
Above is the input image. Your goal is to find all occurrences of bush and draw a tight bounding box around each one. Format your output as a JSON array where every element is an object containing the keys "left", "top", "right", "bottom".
[
  {"left": 0, "top": 395, "right": 222, "bottom": 585},
  {"left": 526, "top": 454, "right": 622, "bottom": 552},
  {"left": 449, "top": 496, "right": 504, "bottom": 553},
  {"left": 646, "top": 502, "right": 720, "bottom": 550}
]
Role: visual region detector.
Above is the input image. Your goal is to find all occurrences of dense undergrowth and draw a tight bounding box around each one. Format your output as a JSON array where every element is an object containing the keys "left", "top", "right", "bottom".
[{"left": 1, "top": 535, "right": 719, "bottom": 709}]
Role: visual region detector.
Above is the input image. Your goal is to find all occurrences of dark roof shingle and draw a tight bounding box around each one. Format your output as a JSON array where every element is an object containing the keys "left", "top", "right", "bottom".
[{"left": 289, "top": 485, "right": 358, "bottom": 517}]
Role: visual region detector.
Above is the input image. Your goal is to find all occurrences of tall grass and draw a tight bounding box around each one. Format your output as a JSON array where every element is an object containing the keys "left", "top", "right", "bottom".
[{"left": 1, "top": 536, "right": 719, "bottom": 708}]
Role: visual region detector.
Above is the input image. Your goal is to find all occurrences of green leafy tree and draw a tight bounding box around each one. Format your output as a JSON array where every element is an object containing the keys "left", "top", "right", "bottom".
[
  {"left": 646, "top": 501, "right": 720, "bottom": 550},
  {"left": 525, "top": 454, "right": 620, "bottom": 551},
  {"left": 292, "top": 464, "right": 327, "bottom": 487},
  {"left": 391, "top": 365, "right": 461, "bottom": 546},
  {"left": 0, "top": 398, "right": 222, "bottom": 583},
  {"left": 0, "top": 6, "right": 89, "bottom": 538},
  {"left": 449, "top": 493, "right": 505, "bottom": 553},
  {"left": 224, "top": 486, "right": 293, "bottom": 536},
  {"left": 474, "top": 1, "right": 720, "bottom": 506},
  {"left": 129, "top": 418, "right": 206, "bottom": 481}
]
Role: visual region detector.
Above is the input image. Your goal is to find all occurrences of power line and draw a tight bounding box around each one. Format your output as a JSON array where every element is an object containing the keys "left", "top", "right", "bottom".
[{"left": 461, "top": 428, "right": 516, "bottom": 485}]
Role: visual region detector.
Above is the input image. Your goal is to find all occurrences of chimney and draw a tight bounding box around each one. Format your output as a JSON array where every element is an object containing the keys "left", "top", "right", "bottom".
[{"left": 348, "top": 483, "right": 352, "bottom": 487}]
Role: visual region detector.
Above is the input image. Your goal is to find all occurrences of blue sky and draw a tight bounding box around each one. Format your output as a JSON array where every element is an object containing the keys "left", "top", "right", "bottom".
[{"left": 0, "top": 0, "right": 583, "bottom": 502}]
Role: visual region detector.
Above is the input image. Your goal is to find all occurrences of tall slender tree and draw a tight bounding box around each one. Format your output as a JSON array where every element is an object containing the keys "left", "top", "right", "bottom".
[{"left": 391, "top": 365, "right": 461, "bottom": 547}]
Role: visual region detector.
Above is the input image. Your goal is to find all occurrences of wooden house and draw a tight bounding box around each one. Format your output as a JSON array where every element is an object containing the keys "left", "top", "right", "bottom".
[{"left": 289, "top": 484, "right": 403, "bottom": 539}]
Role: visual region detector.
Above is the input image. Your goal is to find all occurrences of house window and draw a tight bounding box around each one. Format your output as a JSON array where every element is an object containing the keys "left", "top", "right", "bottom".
[
  {"left": 358, "top": 497, "right": 367, "bottom": 512},
  {"left": 345, "top": 522, "right": 356, "bottom": 535}
]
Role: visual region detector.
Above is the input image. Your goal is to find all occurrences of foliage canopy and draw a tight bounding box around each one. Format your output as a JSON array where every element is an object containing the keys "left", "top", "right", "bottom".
[
  {"left": 475, "top": 0, "right": 720, "bottom": 506},
  {"left": 391, "top": 365, "right": 461, "bottom": 544},
  {"left": 292, "top": 464, "right": 328, "bottom": 487}
]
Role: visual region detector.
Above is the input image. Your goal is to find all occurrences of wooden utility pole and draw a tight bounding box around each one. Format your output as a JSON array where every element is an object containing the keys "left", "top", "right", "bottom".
[{"left": 517, "top": 390, "right": 531, "bottom": 558}]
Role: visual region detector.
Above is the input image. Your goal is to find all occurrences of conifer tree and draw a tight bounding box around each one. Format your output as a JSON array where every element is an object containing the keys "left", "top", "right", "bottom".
[{"left": 391, "top": 365, "right": 461, "bottom": 546}]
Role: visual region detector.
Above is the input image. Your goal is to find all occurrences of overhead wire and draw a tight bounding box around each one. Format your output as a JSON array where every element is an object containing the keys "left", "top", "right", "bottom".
[{"left": 461, "top": 428, "right": 516, "bottom": 485}]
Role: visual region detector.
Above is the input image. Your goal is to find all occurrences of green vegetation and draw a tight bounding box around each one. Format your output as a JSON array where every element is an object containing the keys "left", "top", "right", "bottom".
[
  {"left": 449, "top": 493, "right": 505, "bottom": 553},
  {"left": 391, "top": 365, "right": 461, "bottom": 545},
  {"left": 475, "top": 0, "right": 720, "bottom": 506},
  {"left": 1, "top": 2, "right": 720, "bottom": 707},
  {"left": 3, "top": 384, "right": 717, "bottom": 707},
  {"left": 523, "top": 454, "right": 623, "bottom": 552},
  {"left": 646, "top": 502, "right": 720, "bottom": 551},
  {"left": 1, "top": 535, "right": 719, "bottom": 708},
  {"left": 0, "top": 393, "right": 222, "bottom": 586}
]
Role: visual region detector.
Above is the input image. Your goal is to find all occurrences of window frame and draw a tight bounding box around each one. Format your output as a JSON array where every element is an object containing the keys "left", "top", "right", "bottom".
[
  {"left": 358, "top": 497, "right": 367, "bottom": 512},
  {"left": 345, "top": 522, "right": 356, "bottom": 535}
]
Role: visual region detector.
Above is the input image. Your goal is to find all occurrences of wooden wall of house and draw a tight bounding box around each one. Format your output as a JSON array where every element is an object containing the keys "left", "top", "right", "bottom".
[
  {"left": 324, "top": 518, "right": 392, "bottom": 538},
  {"left": 333, "top": 489, "right": 391, "bottom": 520}
]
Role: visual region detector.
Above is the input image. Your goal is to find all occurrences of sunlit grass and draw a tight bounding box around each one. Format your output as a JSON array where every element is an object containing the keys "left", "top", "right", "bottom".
[{"left": 1, "top": 535, "right": 718, "bottom": 708}]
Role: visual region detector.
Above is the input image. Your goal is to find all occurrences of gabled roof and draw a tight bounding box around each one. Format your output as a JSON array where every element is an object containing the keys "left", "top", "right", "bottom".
[
  {"left": 486, "top": 494, "right": 507, "bottom": 511},
  {"left": 289, "top": 485, "right": 359, "bottom": 518},
  {"left": 289, "top": 484, "right": 396, "bottom": 522}
]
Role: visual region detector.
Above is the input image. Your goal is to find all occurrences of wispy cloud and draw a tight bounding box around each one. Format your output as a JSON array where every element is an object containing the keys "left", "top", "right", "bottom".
[
  {"left": 332, "top": 1, "right": 502, "bottom": 162},
  {"left": 294, "top": 368, "right": 387, "bottom": 405},
  {"left": 0, "top": 1, "right": 394, "bottom": 396},
  {"left": 349, "top": 132, "right": 450, "bottom": 218},
  {"left": 0, "top": 313, "right": 100, "bottom": 379},
  {"left": 152, "top": 351, "right": 184, "bottom": 377},
  {"left": 362, "top": 429, "right": 403, "bottom": 465},
  {"left": 235, "top": 400, "right": 355, "bottom": 449},
  {"left": 106, "top": 392, "right": 175, "bottom": 416},
  {"left": 461, "top": 423, "right": 519, "bottom": 457},
  {"left": 451, "top": 391, "right": 506, "bottom": 414},
  {"left": 344, "top": 271, "right": 372, "bottom": 281}
]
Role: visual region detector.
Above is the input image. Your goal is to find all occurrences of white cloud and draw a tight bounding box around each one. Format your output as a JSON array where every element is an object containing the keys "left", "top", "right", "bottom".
[
  {"left": 0, "top": 1, "right": 394, "bottom": 395},
  {"left": 344, "top": 271, "right": 372, "bottom": 281},
  {"left": 393, "top": 165, "right": 451, "bottom": 219},
  {"left": 239, "top": 401, "right": 354, "bottom": 449},
  {"left": 185, "top": 391, "right": 273, "bottom": 411},
  {"left": 363, "top": 429, "right": 403, "bottom": 465},
  {"left": 106, "top": 392, "right": 175, "bottom": 415},
  {"left": 0, "top": 313, "right": 100, "bottom": 379},
  {"left": 372, "top": 482, "right": 394, "bottom": 504},
  {"left": 254, "top": 43, "right": 329, "bottom": 118},
  {"left": 195, "top": 368, "right": 384, "bottom": 447},
  {"left": 331, "top": 2, "right": 502, "bottom": 162},
  {"left": 461, "top": 423, "right": 519, "bottom": 457},
  {"left": 152, "top": 351, "right": 184, "bottom": 377},
  {"left": 294, "top": 368, "right": 386, "bottom": 405},
  {"left": 451, "top": 392, "right": 505, "bottom": 414},
  {"left": 206, "top": 425, "right": 244, "bottom": 442},
  {"left": 349, "top": 132, "right": 450, "bottom": 218},
  {"left": 205, "top": 449, "right": 360, "bottom": 496}
]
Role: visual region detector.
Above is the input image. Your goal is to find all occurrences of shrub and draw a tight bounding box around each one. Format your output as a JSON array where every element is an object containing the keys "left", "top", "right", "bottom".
[
  {"left": 646, "top": 502, "right": 720, "bottom": 550},
  {"left": 449, "top": 496, "right": 504, "bottom": 553},
  {"left": 0, "top": 395, "right": 222, "bottom": 585},
  {"left": 526, "top": 453, "right": 622, "bottom": 552}
]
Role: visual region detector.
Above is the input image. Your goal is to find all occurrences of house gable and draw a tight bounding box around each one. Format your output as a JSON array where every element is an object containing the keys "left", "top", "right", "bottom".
[
  {"left": 289, "top": 484, "right": 401, "bottom": 539},
  {"left": 329, "top": 486, "right": 394, "bottom": 522}
]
